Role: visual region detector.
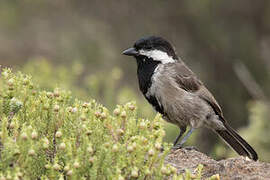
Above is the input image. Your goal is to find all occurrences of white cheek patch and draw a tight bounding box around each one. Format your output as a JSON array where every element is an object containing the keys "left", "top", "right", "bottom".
[{"left": 139, "top": 49, "right": 176, "bottom": 64}]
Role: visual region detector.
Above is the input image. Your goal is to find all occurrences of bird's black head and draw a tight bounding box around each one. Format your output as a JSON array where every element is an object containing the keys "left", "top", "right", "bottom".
[
  {"left": 122, "top": 36, "right": 178, "bottom": 95},
  {"left": 122, "top": 36, "right": 178, "bottom": 64}
]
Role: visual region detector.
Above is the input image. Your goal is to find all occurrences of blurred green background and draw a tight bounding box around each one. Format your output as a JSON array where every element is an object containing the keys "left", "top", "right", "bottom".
[{"left": 0, "top": 0, "right": 269, "bottom": 161}]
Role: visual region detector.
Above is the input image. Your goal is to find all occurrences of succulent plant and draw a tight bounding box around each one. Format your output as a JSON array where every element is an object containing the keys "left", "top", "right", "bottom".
[{"left": 0, "top": 67, "right": 216, "bottom": 179}]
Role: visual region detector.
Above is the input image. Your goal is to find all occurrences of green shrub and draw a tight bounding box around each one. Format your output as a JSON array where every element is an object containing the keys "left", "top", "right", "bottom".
[{"left": 0, "top": 68, "right": 220, "bottom": 179}]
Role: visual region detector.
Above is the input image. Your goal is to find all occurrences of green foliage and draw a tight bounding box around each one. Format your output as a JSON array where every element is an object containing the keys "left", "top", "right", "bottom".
[
  {"left": 0, "top": 68, "right": 220, "bottom": 179},
  {"left": 239, "top": 101, "right": 270, "bottom": 161}
]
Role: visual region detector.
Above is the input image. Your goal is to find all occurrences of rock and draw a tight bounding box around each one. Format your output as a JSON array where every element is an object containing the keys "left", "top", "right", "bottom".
[{"left": 165, "top": 149, "right": 270, "bottom": 179}]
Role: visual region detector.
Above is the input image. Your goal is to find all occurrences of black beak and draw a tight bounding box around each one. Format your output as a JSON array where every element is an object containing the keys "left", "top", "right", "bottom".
[{"left": 122, "top": 47, "right": 139, "bottom": 56}]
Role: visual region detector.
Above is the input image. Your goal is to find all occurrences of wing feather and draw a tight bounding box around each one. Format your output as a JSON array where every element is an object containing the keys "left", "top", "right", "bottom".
[{"left": 169, "top": 62, "right": 224, "bottom": 119}]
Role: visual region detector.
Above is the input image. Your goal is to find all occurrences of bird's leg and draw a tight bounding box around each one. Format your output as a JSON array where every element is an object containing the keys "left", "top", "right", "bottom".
[
  {"left": 173, "top": 126, "right": 186, "bottom": 146},
  {"left": 173, "top": 127, "right": 195, "bottom": 149}
]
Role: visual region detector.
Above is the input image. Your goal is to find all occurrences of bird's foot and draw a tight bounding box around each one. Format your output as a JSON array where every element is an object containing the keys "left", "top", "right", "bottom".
[
  {"left": 171, "top": 144, "right": 198, "bottom": 151},
  {"left": 171, "top": 143, "right": 183, "bottom": 150},
  {"left": 183, "top": 146, "right": 198, "bottom": 151}
]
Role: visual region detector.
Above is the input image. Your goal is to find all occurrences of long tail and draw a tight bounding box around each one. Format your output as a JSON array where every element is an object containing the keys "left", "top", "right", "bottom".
[{"left": 216, "top": 122, "right": 258, "bottom": 161}]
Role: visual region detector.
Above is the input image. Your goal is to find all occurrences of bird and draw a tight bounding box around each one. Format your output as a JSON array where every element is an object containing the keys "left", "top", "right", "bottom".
[{"left": 122, "top": 36, "right": 258, "bottom": 161}]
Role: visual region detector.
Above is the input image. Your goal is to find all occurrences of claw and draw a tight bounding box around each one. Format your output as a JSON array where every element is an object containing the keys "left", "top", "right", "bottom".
[
  {"left": 171, "top": 144, "right": 183, "bottom": 150},
  {"left": 183, "top": 146, "right": 198, "bottom": 151}
]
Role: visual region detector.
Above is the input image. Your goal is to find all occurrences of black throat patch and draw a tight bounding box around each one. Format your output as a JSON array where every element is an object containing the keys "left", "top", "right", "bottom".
[
  {"left": 136, "top": 56, "right": 159, "bottom": 94},
  {"left": 136, "top": 56, "right": 164, "bottom": 115}
]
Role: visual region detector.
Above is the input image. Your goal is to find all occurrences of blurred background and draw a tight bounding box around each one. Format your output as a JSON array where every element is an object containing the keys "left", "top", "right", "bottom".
[{"left": 0, "top": 0, "right": 269, "bottom": 160}]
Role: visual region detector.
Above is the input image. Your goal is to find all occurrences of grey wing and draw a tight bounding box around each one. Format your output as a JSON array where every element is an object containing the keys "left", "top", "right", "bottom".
[{"left": 171, "top": 62, "right": 224, "bottom": 119}]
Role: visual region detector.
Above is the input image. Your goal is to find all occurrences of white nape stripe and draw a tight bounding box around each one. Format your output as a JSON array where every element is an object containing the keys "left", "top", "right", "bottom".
[{"left": 139, "top": 49, "right": 176, "bottom": 64}]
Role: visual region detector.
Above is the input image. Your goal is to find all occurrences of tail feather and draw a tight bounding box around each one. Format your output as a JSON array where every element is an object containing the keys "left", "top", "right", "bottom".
[
  {"left": 216, "top": 123, "right": 258, "bottom": 161},
  {"left": 223, "top": 123, "right": 258, "bottom": 160}
]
